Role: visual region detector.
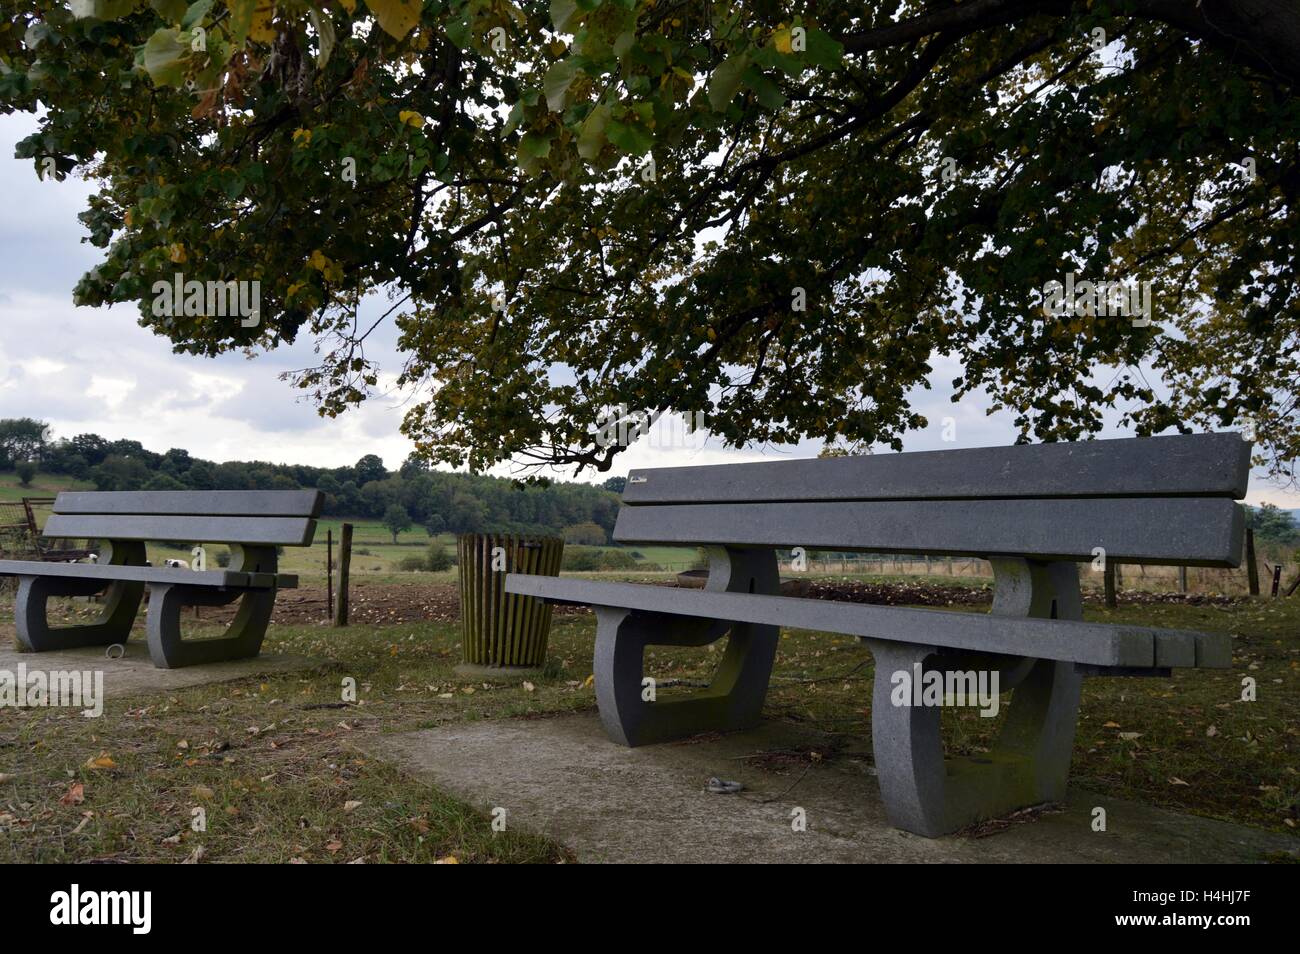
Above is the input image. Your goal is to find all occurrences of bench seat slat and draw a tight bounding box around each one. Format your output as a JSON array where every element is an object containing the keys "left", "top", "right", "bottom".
[
  {"left": 622, "top": 433, "right": 1249, "bottom": 504},
  {"left": 0, "top": 560, "right": 297, "bottom": 589},
  {"left": 613, "top": 497, "right": 1244, "bottom": 566},
  {"left": 41, "top": 514, "right": 316, "bottom": 547},
  {"left": 53, "top": 490, "right": 323, "bottom": 518},
  {"left": 504, "top": 575, "right": 1229, "bottom": 669}
]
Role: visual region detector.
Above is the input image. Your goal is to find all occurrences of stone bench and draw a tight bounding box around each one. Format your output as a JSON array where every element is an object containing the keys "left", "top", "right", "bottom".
[
  {"left": 505, "top": 433, "right": 1248, "bottom": 836},
  {"left": 0, "top": 490, "right": 321, "bottom": 669}
]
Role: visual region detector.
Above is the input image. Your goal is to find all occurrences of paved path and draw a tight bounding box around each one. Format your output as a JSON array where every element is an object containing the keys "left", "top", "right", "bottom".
[{"left": 366, "top": 712, "right": 1296, "bottom": 863}]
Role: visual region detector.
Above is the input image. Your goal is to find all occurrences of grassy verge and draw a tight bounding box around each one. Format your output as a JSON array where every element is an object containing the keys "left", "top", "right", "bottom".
[{"left": 0, "top": 587, "right": 1295, "bottom": 862}]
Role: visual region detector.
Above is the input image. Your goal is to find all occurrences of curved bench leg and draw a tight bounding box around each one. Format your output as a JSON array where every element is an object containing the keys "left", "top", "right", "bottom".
[
  {"left": 593, "top": 547, "right": 780, "bottom": 747},
  {"left": 146, "top": 584, "right": 275, "bottom": 669},
  {"left": 866, "top": 559, "right": 1084, "bottom": 836},
  {"left": 16, "top": 576, "right": 145, "bottom": 652},
  {"left": 14, "top": 541, "right": 147, "bottom": 652}
]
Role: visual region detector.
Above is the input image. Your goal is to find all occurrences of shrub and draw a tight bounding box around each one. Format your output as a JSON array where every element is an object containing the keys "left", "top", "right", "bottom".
[
  {"left": 562, "top": 547, "right": 641, "bottom": 572},
  {"left": 15, "top": 460, "right": 36, "bottom": 486},
  {"left": 426, "top": 544, "right": 454, "bottom": 572},
  {"left": 215, "top": 549, "right": 231, "bottom": 568},
  {"left": 397, "top": 555, "right": 426, "bottom": 572}
]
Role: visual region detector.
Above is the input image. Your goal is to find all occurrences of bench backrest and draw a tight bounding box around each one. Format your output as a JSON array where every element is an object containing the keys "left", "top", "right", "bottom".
[
  {"left": 43, "top": 490, "right": 324, "bottom": 547},
  {"left": 614, "top": 433, "right": 1249, "bottom": 566}
]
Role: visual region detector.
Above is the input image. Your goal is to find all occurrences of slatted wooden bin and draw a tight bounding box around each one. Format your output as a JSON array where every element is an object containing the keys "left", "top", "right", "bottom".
[{"left": 457, "top": 534, "right": 564, "bottom": 672}]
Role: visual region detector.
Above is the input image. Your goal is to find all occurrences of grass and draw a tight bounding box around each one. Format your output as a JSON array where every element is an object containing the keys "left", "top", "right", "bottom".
[
  {"left": 0, "top": 578, "right": 1296, "bottom": 863},
  {"left": 0, "top": 470, "right": 94, "bottom": 502}
]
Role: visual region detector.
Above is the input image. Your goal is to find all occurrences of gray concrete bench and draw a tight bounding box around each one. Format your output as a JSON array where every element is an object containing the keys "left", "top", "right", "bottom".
[
  {"left": 505, "top": 433, "right": 1249, "bottom": 836},
  {"left": 0, "top": 490, "right": 322, "bottom": 669}
]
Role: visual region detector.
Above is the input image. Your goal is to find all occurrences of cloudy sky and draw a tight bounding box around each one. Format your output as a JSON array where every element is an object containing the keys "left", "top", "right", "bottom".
[{"left": 1, "top": 110, "right": 1295, "bottom": 508}]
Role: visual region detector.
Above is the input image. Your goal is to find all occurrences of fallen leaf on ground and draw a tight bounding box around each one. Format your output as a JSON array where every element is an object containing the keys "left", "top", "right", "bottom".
[{"left": 59, "top": 783, "right": 85, "bottom": 806}]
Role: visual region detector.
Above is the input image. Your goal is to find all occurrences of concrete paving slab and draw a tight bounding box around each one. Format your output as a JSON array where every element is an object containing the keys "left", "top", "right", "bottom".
[
  {"left": 364, "top": 712, "right": 1297, "bottom": 863},
  {"left": 0, "top": 641, "right": 322, "bottom": 700}
]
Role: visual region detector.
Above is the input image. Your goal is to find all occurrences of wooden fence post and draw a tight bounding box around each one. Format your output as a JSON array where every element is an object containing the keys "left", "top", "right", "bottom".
[
  {"left": 1245, "top": 528, "right": 1260, "bottom": 596},
  {"left": 326, "top": 528, "right": 334, "bottom": 621},
  {"left": 1104, "top": 561, "right": 1117, "bottom": 608},
  {"left": 1271, "top": 564, "right": 1282, "bottom": 598},
  {"left": 335, "top": 523, "right": 353, "bottom": 627},
  {"left": 1178, "top": 565, "right": 1188, "bottom": 594}
]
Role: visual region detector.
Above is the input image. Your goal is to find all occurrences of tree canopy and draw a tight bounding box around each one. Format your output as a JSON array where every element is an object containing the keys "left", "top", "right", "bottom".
[{"left": 3, "top": 1, "right": 1297, "bottom": 477}]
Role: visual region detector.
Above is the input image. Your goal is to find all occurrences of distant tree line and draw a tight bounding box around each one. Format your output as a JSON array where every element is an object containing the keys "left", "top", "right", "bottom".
[{"left": 0, "top": 418, "right": 626, "bottom": 540}]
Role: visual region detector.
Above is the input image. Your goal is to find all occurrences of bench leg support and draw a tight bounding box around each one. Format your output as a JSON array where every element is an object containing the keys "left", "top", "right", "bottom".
[
  {"left": 146, "top": 585, "right": 275, "bottom": 669},
  {"left": 593, "top": 547, "right": 780, "bottom": 746},
  {"left": 13, "top": 541, "right": 146, "bottom": 652},
  {"left": 866, "top": 560, "right": 1084, "bottom": 836}
]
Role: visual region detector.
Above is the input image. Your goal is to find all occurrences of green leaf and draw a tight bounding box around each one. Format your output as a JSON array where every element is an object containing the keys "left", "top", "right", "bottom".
[
  {"left": 542, "top": 59, "right": 578, "bottom": 112},
  {"left": 803, "top": 29, "right": 845, "bottom": 70},
  {"left": 444, "top": 12, "right": 471, "bottom": 49},
  {"left": 518, "top": 130, "right": 554, "bottom": 160},
  {"left": 70, "top": 0, "right": 138, "bottom": 20},
  {"left": 743, "top": 67, "right": 785, "bottom": 111},
  {"left": 707, "top": 51, "right": 750, "bottom": 112},
  {"left": 605, "top": 117, "right": 652, "bottom": 156},
  {"left": 503, "top": 101, "right": 525, "bottom": 136},
  {"left": 307, "top": 8, "right": 336, "bottom": 67},
  {"left": 576, "top": 103, "right": 610, "bottom": 160},
  {"left": 550, "top": 0, "right": 580, "bottom": 32},
  {"left": 517, "top": 128, "right": 555, "bottom": 175},
  {"left": 365, "top": 0, "right": 424, "bottom": 41},
  {"left": 149, "top": 0, "right": 189, "bottom": 23},
  {"left": 141, "top": 27, "right": 191, "bottom": 87},
  {"left": 227, "top": 0, "right": 256, "bottom": 46},
  {"left": 180, "top": 0, "right": 213, "bottom": 30}
]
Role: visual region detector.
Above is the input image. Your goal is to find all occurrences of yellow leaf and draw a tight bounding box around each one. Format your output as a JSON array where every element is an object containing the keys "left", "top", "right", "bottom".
[
  {"left": 365, "top": 0, "right": 422, "bottom": 40},
  {"left": 86, "top": 754, "right": 116, "bottom": 770},
  {"left": 249, "top": 3, "right": 277, "bottom": 44},
  {"left": 581, "top": 674, "right": 594, "bottom": 688},
  {"left": 292, "top": 127, "right": 312, "bottom": 147},
  {"left": 398, "top": 110, "right": 425, "bottom": 128},
  {"left": 168, "top": 243, "right": 187, "bottom": 263},
  {"left": 435, "top": 855, "right": 459, "bottom": 864},
  {"left": 308, "top": 249, "right": 329, "bottom": 271},
  {"left": 773, "top": 28, "right": 793, "bottom": 55}
]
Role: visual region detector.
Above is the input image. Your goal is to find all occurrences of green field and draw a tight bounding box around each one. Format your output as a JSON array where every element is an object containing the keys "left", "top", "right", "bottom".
[{"left": 0, "top": 470, "right": 94, "bottom": 502}]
